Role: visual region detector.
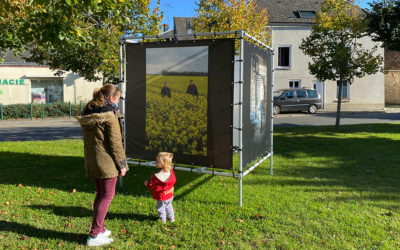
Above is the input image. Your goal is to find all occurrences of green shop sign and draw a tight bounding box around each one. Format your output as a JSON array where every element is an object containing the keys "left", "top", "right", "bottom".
[{"left": 0, "top": 79, "right": 25, "bottom": 85}]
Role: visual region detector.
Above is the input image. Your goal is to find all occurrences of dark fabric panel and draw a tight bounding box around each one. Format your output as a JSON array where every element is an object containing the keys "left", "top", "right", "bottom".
[
  {"left": 125, "top": 39, "right": 233, "bottom": 169},
  {"left": 125, "top": 45, "right": 146, "bottom": 157},
  {"left": 242, "top": 40, "right": 270, "bottom": 167},
  {"left": 208, "top": 39, "right": 234, "bottom": 169}
]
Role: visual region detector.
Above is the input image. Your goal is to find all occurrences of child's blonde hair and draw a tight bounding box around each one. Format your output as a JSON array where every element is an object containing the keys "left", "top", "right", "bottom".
[{"left": 156, "top": 152, "right": 173, "bottom": 172}]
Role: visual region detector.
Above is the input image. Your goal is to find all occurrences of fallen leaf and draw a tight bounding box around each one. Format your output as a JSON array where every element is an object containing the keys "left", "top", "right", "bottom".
[
  {"left": 57, "top": 241, "right": 63, "bottom": 246},
  {"left": 237, "top": 219, "right": 244, "bottom": 223},
  {"left": 18, "top": 183, "right": 23, "bottom": 187},
  {"left": 338, "top": 191, "right": 342, "bottom": 194},
  {"left": 1, "top": 211, "right": 7, "bottom": 215},
  {"left": 138, "top": 203, "right": 142, "bottom": 206},
  {"left": 5, "top": 202, "right": 9, "bottom": 205}
]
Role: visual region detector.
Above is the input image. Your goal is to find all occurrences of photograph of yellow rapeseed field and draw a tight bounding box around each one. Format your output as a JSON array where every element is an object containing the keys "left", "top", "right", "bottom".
[{"left": 145, "top": 46, "right": 208, "bottom": 156}]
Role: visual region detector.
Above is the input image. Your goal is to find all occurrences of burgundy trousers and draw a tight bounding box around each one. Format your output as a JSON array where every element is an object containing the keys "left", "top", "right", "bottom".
[{"left": 89, "top": 177, "right": 117, "bottom": 237}]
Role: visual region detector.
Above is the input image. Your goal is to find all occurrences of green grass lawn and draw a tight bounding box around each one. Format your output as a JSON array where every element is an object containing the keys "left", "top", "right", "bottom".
[{"left": 1, "top": 123, "right": 400, "bottom": 249}]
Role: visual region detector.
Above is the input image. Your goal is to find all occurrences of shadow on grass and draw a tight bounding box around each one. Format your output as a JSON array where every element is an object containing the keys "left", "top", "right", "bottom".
[
  {"left": 28, "top": 205, "right": 158, "bottom": 221},
  {"left": 0, "top": 220, "right": 87, "bottom": 244},
  {"left": 0, "top": 152, "right": 211, "bottom": 200},
  {"left": 250, "top": 123, "right": 400, "bottom": 202}
]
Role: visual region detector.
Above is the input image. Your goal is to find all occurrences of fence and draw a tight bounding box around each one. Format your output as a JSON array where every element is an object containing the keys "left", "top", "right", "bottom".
[{"left": 0, "top": 102, "right": 86, "bottom": 121}]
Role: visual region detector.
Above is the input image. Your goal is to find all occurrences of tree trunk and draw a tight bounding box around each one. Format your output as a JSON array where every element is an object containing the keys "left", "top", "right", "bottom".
[{"left": 335, "top": 80, "right": 343, "bottom": 129}]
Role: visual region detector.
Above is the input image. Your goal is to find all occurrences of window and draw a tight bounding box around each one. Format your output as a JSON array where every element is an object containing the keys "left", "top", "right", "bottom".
[
  {"left": 186, "top": 20, "right": 193, "bottom": 34},
  {"left": 336, "top": 81, "right": 350, "bottom": 100},
  {"left": 278, "top": 46, "right": 290, "bottom": 67},
  {"left": 298, "top": 10, "right": 316, "bottom": 19},
  {"left": 307, "top": 90, "right": 318, "bottom": 98},
  {"left": 31, "top": 79, "right": 63, "bottom": 103},
  {"left": 284, "top": 91, "right": 295, "bottom": 99},
  {"left": 289, "top": 80, "right": 301, "bottom": 88},
  {"left": 296, "top": 90, "right": 307, "bottom": 98}
]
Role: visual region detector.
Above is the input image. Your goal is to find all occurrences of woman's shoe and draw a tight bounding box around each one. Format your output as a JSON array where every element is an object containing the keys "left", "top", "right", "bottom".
[{"left": 86, "top": 235, "right": 114, "bottom": 247}]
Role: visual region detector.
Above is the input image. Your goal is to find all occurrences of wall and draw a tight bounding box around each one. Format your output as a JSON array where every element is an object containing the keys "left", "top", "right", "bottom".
[
  {"left": 0, "top": 66, "right": 102, "bottom": 105},
  {"left": 385, "top": 71, "right": 400, "bottom": 104}
]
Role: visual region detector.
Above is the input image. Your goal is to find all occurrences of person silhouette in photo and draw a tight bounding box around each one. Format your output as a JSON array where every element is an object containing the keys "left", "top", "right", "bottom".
[
  {"left": 161, "top": 81, "right": 171, "bottom": 98},
  {"left": 186, "top": 80, "right": 198, "bottom": 97}
]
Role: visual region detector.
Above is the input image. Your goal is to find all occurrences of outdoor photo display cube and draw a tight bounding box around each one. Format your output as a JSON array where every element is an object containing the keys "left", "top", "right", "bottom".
[{"left": 125, "top": 39, "right": 234, "bottom": 169}]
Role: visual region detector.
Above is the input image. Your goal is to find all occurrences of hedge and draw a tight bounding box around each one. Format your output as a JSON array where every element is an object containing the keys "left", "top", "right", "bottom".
[{"left": 0, "top": 102, "right": 86, "bottom": 120}]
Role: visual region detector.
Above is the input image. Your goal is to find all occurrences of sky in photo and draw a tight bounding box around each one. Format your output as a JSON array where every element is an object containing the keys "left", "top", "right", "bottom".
[{"left": 146, "top": 46, "right": 208, "bottom": 74}]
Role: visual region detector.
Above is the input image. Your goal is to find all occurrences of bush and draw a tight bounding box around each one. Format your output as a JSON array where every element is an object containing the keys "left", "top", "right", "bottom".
[{"left": 1, "top": 102, "right": 86, "bottom": 120}]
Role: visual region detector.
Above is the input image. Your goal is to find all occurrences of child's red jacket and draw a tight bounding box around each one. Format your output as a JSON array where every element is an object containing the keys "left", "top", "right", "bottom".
[{"left": 146, "top": 169, "right": 176, "bottom": 201}]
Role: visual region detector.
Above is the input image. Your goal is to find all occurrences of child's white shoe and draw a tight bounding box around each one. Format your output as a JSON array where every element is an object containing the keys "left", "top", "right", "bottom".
[{"left": 86, "top": 234, "right": 113, "bottom": 247}]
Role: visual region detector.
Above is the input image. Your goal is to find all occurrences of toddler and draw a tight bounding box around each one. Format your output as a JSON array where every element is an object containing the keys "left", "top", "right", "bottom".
[{"left": 144, "top": 152, "right": 176, "bottom": 223}]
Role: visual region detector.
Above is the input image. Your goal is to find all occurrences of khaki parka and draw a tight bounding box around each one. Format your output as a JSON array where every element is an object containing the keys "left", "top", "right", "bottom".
[{"left": 76, "top": 108, "right": 128, "bottom": 178}]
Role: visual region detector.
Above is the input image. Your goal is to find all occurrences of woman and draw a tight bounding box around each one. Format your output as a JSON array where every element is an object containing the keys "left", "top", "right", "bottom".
[{"left": 76, "top": 84, "right": 128, "bottom": 247}]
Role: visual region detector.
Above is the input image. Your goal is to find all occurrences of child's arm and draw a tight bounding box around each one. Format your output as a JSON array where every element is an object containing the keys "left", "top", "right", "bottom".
[{"left": 145, "top": 175, "right": 157, "bottom": 191}]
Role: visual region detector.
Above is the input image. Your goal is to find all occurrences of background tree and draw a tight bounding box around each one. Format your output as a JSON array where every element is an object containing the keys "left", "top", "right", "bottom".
[
  {"left": 0, "top": 0, "right": 162, "bottom": 83},
  {"left": 300, "top": 0, "right": 383, "bottom": 129},
  {"left": 366, "top": 0, "right": 400, "bottom": 51},
  {"left": 193, "top": 0, "right": 271, "bottom": 47}
]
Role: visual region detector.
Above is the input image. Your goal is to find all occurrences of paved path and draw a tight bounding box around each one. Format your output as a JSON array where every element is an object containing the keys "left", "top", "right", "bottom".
[
  {"left": 0, "top": 118, "right": 82, "bottom": 141},
  {"left": 0, "top": 111, "right": 399, "bottom": 141}
]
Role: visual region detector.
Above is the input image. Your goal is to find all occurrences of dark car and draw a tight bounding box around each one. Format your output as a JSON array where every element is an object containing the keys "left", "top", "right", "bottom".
[{"left": 273, "top": 88, "right": 322, "bottom": 115}]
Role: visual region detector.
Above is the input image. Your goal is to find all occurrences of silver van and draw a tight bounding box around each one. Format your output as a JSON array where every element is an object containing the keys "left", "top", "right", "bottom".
[{"left": 273, "top": 88, "right": 322, "bottom": 115}]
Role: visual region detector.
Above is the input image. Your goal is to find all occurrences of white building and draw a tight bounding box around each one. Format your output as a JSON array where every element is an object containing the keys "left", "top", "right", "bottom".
[
  {"left": 258, "top": 0, "right": 385, "bottom": 111},
  {"left": 0, "top": 51, "right": 102, "bottom": 105}
]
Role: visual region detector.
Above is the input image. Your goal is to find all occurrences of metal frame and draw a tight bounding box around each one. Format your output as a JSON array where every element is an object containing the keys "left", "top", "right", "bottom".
[{"left": 119, "top": 31, "right": 274, "bottom": 206}]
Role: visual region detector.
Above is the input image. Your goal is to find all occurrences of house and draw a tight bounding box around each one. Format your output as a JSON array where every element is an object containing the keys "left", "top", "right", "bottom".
[
  {"left": 257, "top": 0, "right": 384, "bottom": 111},
  {"left": 0, "top": 50, "right": 102, "bottom": 105},
  {"left": 173, "top": 0, "right": 385, "bottom": 111},
  {"left": 384, "top": 49, "right": 400, "bottom": 105}
]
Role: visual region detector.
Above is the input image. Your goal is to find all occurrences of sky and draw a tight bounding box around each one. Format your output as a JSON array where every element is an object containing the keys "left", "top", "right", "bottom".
[
  {"left": 150, "top": 0, "right": 375, "bottom": 30},
  {"left": 146, "top": 46, "right": 208, "bottom": 74}
]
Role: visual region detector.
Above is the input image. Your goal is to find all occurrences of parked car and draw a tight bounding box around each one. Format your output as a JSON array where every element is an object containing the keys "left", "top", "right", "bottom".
[{"left": 273, "top": 88, "right": 322, "bottom": 115}]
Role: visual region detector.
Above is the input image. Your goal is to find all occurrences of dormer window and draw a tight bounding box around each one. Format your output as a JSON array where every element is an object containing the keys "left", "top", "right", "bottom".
[
  {"left": 186, "top": 20, "right": 193, "bottom": 34},
  {"left": 298, "top": 10, "right": 316, "bottom": 18}
]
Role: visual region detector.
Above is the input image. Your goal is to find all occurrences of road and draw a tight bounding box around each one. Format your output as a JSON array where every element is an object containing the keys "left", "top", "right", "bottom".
[
  {"left": 0, "top": 118, "right": 82, "bottom": 141},
  {"left": 0, "top": 111, "right": 399, "bottom": 141},
  {"left": 274, "top": 111, "right": 400, "bottom": 127}
]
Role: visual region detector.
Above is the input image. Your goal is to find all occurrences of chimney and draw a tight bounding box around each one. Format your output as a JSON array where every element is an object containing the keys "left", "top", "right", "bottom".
[{"left": 163, "top": 24, "right": 169, "bottom": 32}]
